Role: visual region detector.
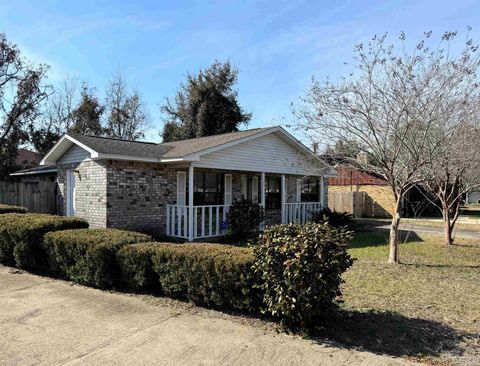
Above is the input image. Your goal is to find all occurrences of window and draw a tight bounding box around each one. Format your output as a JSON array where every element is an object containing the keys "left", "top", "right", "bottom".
[
  {"left": 193, "top": 172, "right": 224, "bottom": 205},
  {"left": 266, "top": 176, "right": 281, "bottom": 210},
  {"left": 301, "top": 177, "right": 319, "bottom": 202}
]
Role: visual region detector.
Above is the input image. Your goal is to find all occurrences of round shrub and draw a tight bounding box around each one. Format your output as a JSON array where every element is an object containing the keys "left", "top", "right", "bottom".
[
  {"left": 312, "top": 207, "right": 353, "bottom": 229},
  {"left": 226, "top": 198, "right": 265, "bottom": 238},
  {"left": 0, "top": 204, "right": 28, "bottom": 214},
  {"left": 43, "top": 228, "right": 152, "bottom": 288},
  {"left": 251, "top": 222, "right": 354, "bottom": 330}
]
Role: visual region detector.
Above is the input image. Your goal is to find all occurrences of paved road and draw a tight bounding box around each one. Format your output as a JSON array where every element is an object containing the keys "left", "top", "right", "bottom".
[
  {"left": 375, "top": 223, "right": 480, "bottom": 240},
  {"left": 0, "top": 266, "right": 412, "bottom": 366}
]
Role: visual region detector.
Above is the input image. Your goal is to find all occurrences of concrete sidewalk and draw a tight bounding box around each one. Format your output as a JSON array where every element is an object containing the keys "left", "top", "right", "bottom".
[{"left": 0, "top": 266, "right": 412, "bottom": 366}]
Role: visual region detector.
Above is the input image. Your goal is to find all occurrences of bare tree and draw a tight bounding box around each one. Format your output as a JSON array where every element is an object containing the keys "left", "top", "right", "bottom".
[
  {"left": 105, "top": 72, "right": 150, "bottom": 140},
  {"left": 0, "top": 33, "right": 49, "bottom": 177},
  {"left": 29, "top": 76, "right": 80, "bottom": 154},
  {"left": 422, "top": 126, "right": 480, "bottom": 245},
  {"left": 294, "top": 31, "right": 475, "bottom": 263},
  {"left": 410, "top": 31, "right": 480, "bottom": 246}
]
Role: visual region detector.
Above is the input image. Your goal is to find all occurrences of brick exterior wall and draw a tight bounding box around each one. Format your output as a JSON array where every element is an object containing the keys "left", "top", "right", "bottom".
[
  {"left": 57, "top": 160, "right": 107, "bottom": 227},
  {"left": 105, "top": 160, "right": 180, "bottom": 237}
]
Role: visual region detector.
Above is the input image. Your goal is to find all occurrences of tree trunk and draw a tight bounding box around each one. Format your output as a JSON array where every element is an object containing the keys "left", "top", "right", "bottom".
[
  {"left": 388, "top": 196, "right": 403, "bottom": 264},
  {"left": 441, "top": 204, "right": 454, "bottom": 246}
]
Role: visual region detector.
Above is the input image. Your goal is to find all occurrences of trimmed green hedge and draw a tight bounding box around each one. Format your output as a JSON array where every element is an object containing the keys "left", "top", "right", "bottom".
[
  {"left": 153, "top": 243, "right": 261, "bottom": 312},
  {"left": 0, "top": 213, "right": 88, "bottom": 270},
  {"left": 118, "top": 242, "right": 261, "bottom": 312},
  {"left": 44, "top": 228, "right": 152, "bottom": 288},
  {"left": 0, "top": 204, "right": 28, "bottom": 214},
  {"left": 117, "top": 243, "right": 160, "bottom": 290}
]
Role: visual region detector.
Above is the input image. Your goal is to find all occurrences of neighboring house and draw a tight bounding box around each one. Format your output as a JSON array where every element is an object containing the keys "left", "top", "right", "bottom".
[
  {"left": 328, "top": 163, "right": 396, "bottom": 218},
  {"left": 465, "top": 191, "right": 480, "bottom": 204},
  {"left": 39, "top": 126, "right": 335, "bottom": 240},
  {"left": 327, "top": 159, "right": 438, "bottom": 218},
  {"left": 15, "top": 148, "right": 41, "bottom": 169}
]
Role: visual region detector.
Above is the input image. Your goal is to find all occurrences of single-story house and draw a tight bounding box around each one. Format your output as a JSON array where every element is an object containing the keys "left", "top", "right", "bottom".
[{"left": 39, "top": 126, "right": 335, "bottom": 240}]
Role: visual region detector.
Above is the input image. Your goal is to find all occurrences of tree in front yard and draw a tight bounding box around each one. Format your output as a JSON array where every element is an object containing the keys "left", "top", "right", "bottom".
[
  {"left": 295, "top": 30, "right": 479, "bottom": 263},
  {"left": 422, "top": 124, "right": 480, "bottom": 245},
  {"left": 160, "top": 60, "right": 251, "bottom": 142}
]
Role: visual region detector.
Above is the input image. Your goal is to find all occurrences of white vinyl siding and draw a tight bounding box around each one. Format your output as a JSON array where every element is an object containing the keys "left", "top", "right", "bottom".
[
  {"left": 192, "top": 132, "right": 322, "bottom": 175},
  {"left": 58, "top": 145, "right": 90, "bottom": 164}
]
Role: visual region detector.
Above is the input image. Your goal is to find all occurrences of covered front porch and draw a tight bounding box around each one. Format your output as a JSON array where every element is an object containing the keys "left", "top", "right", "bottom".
[{"left": 166, "top": 166, "right": 326, "bottom": 241}]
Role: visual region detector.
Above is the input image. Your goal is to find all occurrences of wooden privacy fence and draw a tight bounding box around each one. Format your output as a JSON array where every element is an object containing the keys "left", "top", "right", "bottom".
[
  {"left": 0, "top": 181, "right": 57, "bottom": 214},
  {"left": 328, "top": 191, "right": 364, "bottom": 217}
]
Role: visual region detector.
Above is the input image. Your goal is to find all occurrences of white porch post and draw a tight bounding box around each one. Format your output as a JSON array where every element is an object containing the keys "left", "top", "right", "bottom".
[
  {"left": 281, "top": 174, "right": 286, "bottom": 223},
  {"left": 260, "top": 172, "right": 266, "bottom": 230},
  {"left": 188, "top": 165, "right": 194, "bottom": 241},
  {"left": 260, "top": 172, "right": 266, "bottom": 208},
  {"left": 320, "top": 176, "right": 325, "bottom": 208}
]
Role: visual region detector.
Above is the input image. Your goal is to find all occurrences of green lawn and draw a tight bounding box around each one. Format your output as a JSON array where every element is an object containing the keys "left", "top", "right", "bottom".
[{"left": 326, "top": 230, "right": 480, "bottom": 365}]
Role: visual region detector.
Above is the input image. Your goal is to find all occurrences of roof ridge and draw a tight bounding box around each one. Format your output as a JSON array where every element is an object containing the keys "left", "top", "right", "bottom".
[
  {"left": 70, "top": 134, "right": 158, "bottom": 145},
  {"left": 159, "top": 126, "right": 276, "bottom": 145}
]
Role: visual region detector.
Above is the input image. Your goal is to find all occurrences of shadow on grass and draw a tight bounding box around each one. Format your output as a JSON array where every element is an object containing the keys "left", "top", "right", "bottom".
[
  {"left": 349, "top": 230, "right": 424, "bottom": 249},
  {"left": 402, "top": 262, "right": 480, "bottom": 270},
  {"left": 316, "top": 309, "right": 466, "bottom": 359}
]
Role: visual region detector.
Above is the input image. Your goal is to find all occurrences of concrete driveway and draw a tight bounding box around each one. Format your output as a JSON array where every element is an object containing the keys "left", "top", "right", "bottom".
[{"left": 0, "top": 265, "right": 412, "bottom": 366}]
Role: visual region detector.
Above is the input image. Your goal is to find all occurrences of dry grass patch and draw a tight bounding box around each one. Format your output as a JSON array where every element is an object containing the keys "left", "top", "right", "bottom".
[{"left": 329, "top": 231, "right": 480, "bottom": 365}]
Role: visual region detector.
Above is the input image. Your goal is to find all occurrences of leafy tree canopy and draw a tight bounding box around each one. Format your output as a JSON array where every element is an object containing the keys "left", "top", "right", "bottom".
[{"left": 160, "top": 61, "right": 251, "bottom": 142}]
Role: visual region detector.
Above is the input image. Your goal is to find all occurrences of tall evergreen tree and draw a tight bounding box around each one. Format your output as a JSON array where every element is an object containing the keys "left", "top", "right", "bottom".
[
  {"left": 69, "top": 85, "right": 105, "bottom": 136},
  {"left": 160, "top": 61, "right": 251, "bottom": 142}
]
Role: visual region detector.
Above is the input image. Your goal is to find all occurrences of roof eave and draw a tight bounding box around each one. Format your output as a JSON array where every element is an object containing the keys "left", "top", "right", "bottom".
[{"left": 10, "top": 168, "right": 58, "bottom": 176}]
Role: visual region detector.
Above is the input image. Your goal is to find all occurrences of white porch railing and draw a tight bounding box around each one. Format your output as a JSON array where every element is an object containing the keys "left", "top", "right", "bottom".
[
  {"left": 284, "top": 202, "right": 323, "bottom": 224},
  {"left": 166, "top": 204, "right": 230, "bottom": 240},
  {"left": 166, "top": 202, "right": 323, "bottom": 240}
]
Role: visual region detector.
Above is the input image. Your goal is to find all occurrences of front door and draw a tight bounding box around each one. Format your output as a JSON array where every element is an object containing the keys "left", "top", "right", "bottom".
[{"left": 66, "top": 170, "right": 76, "bottom": 216}]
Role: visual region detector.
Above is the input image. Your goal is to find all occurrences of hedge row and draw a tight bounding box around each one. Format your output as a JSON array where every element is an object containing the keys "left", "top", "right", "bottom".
[
  {"left": 118, "top": 243, "right": 261, "bottom": 312},
  {"left": 0, "top": 213, "right": 88, "bottom": 270},
  {"left": 0, "top": 204, "right": 28, "bottom": 214},
  {"left": 44, "top": 228, "right": 152, "bottom": 288},
  {"left": 0, "top": 212, "right": 353, "bottom": 329}
]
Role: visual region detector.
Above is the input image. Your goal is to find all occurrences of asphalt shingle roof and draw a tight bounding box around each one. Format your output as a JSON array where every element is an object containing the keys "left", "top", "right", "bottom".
[{"left": 69, "top": 127, "right": 275, "bottom": 160}]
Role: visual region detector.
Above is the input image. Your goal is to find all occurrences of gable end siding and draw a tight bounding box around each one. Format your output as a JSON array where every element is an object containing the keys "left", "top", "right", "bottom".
[
  {"left": 58, "top": 145, "right": 91, "bottom": 164},
  {"left": 192, "top": 133, "right": 322, "bottom": 175}
]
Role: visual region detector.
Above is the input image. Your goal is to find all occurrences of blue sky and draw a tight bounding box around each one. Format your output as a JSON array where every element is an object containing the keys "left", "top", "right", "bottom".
[{"left": 2, "top": 0, "right": 480, "bottom": 142}]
